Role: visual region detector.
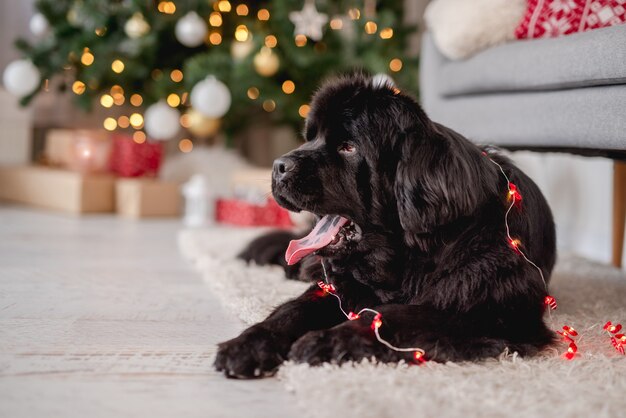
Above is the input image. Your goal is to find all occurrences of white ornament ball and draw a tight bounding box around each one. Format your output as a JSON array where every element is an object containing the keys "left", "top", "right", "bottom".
[
  {"left": 145, "top": 101, "right": 180, "bottom": 140},
  {"left": 190, "top": 77, "right": 231, "bottom": 118},
  {"left": 2, "top": 59, "right": 41, "bottom": 97},
  {"left": 30, "top": 13, "right": 50, "bottom": 37},
  {"left": 372, "top": 73, "right": 395, "bottom": 89},
  {"left": 125, "top": 12, "right": 150, "bottom": 39},
  {"left": 175, "top": 12, "right": 208, "bottom": 47}
]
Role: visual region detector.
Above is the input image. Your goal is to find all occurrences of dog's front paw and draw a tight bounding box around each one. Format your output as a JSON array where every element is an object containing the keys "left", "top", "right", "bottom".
[
  {"left": 214, "top": 326, "right": 290, "bottom": 378},
  {"left": 289, "top": 324, "right": 382, "bottom": 366}
]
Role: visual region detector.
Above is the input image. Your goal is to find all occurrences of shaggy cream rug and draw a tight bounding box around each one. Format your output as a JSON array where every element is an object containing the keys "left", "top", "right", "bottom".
[{"left": 179, "top": 227, "right": 626, "bottom": 418}]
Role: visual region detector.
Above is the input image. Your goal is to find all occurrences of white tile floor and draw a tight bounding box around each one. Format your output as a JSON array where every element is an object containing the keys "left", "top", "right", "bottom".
[{"left": 0, "top": 204, "right": 298, "bottom": 418}]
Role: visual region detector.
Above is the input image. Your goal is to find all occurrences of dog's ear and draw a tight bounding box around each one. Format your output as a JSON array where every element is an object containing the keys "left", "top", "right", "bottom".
[{"left": 394, "top": 126, "right": 497, "bottom": 246}]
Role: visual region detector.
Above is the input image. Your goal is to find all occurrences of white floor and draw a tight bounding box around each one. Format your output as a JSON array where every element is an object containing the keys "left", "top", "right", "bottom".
[{"left": 0, "top": 205, "right": 299, "bottom": 418}]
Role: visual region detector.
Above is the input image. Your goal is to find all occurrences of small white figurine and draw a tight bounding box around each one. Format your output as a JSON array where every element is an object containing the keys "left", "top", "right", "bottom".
[{"left": 182, "top": 175, "right": 213, "bottom": 227}]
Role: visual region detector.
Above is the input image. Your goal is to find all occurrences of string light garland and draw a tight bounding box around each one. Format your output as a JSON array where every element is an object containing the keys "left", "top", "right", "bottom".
[
  {"left": 487, "top": 155, "right": 548, "bottom": 291},
  {"left": 317, "top": 266, "right": 427, "bottom": 364},
  {"left": 315, "top": 150, "right": 623, "bottom": 365},
  {"left": 556, "top": 325, "right": 579, "bottom": 360},
  {"left": 604, "top": 321, "right": 626, "bottom": 354}
]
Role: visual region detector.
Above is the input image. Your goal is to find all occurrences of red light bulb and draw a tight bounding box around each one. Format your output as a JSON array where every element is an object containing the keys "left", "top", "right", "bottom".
[
  {"left": 562, "top": 325, "right": 578, "bottom": 337},
  {"left": 544, "top": 296, "right": 557, "bottom": 310},
  {"left": 556, "top": 331, "right": 573, "bottom": 343},
  {"left": 348, "top": 312, "right": 360, "bottom": 320},
  {"left": 608, "top": 324, "right": 622, "bottom": 334},
  {"left": 413, "top": 351, "right": 426, "bottom": 363},
  {"left": 508, "top": 183, "right": 522, "bottom": 202},
  {"left": 509, "top": 238, "right": 521, "bottom": 251},
  {"left": 610, "top": 337, "right": 625, "bottom": 354},
  {"left": 562, "top": 342, "right": 578, "bottom": 360},
  {"left": 371, "top": 313, "right": 383, "bottom": 330},
  {"left": 317, "top": 281, "right": 336, "bottom": 294}
]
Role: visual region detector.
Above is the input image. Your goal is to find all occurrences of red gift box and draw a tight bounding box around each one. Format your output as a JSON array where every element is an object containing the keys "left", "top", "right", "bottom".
[
  {"left": 216, "top": 197, "right": 294, "bottom": 227},
  {"left": 108, "top": 134, "right": 163, "bottom": 177}
]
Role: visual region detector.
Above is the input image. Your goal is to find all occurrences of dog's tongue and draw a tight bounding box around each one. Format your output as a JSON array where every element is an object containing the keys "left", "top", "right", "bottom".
[{"left": 285, "top": 215, "right": 349, "bottom": 265}]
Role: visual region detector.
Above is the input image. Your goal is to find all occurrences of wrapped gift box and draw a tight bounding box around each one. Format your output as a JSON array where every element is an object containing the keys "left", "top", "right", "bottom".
[
  {"left": 44, "top": 129, "right": 75, "bottom": 166},
  {"left": 44, "top": 129, "right": 112, "bottom": 172},
  {"left": 115, "top": 178, "right": 181, "bottom": 218},
  {"left": 0, "top": 165, "right": 115, "bottom": 213},
  {"left": 108, "top": 134, "right": 163, "bottom": 177},
  {"left": 216, "top": 197, "right": 293, "bottom": 227}
]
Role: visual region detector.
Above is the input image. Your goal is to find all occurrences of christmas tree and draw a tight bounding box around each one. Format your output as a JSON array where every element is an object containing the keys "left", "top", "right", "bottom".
[{"left": 9, "top": 0, "right": 418, "bottom": 143}]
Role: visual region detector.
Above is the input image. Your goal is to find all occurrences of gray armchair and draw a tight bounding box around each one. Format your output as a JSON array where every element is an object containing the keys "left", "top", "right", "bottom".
[{"left": 419, "top": 25, "right": 626, "bottom": 267}]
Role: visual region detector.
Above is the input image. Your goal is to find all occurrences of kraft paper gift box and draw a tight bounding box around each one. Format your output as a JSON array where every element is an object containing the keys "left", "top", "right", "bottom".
[
  {"left": 115, "top": 178, "right": 181, "bottom": 218},
  {"left": 0, "top": 165, "right": 115, "bottom": 213}
]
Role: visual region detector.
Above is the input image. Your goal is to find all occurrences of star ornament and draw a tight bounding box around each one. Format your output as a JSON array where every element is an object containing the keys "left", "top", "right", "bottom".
[{"left": 289, "top": 0, "right": 329, "bottom": 41}]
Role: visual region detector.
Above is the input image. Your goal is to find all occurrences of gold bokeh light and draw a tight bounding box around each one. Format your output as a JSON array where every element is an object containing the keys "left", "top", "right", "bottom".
[
  {"left": 265, "top": 35, "right": 277, "bottom": 48},
  {"left": 111, "top": 59, "right": 125, "bottom": 73},
  {"left": 100, "top": 94, "right": 114, "bottom": 108},
  {"left": 330, "top": 18, "right": 343, "bottom": 30},
  {"left": 209, "top": 32, "right": 222, "bottom": 45},
  {"left": 133, "top": 131, "right": 146, "bottom": 143},
  {"left": 209, "top": 12, "right": 222, "bottom": 27},
  {"left": 170, "top": 69, "right": 183, "bottom": 82},
  {"left": 298, "top": 104, "right": 310, "bottom": 118},
  {"left": 130, "top": 113, "right": 144, "bottom": 129},
  {"left": 103, "top": 117, "right": 117, "bottom": 131},
  {"left": 81, "top": 49, "right": 94, "bottom": 66},
  {"left": 235, "top": 25, "right": 249, "bottom": 42},
  {"left": 179, "top": 138, "right": 194, "bottom": 153},
  {"left": 236, "top": 4, "right": 248, "bottom": 16},
  {"left": 217, "top": 1, "right": 231, "bottom": 12},
  {"left": 257, "top": 9, "right": 270, "bottom": 21},
  {"left": 72, "top": 81, "right": 86, "bottom": 95},
  {"left": 262, "top": 99, "right": 276, "bottom": 112},
  {"left": 389, "top": 58, "right": 403, "bottom": 72},
  {"left": 167, "top": 93, "right": 181, "bottom": 107},
  {"left": 117, "top": 116, "right": 130, "bottom": 129},
  {"left": 295, "top": 34, "right": 307, "bottom": 47},
  {"left": 348, "top": 8, "right": 361, "bottom": 20},
  {"left": 247, "top": 87, "right": 259, "bottom": 100},
  {"left": 282, "top": 80, "right": 295, "bottom": 94},
  {"left": 380, "top": 28, "right": 393, "bottom": 39},
  {"left": 364, "top": 21, "right": 377, "bottom": 34},
  {"left": 130, "top": 94, "right": 143, "bottom": 107}
]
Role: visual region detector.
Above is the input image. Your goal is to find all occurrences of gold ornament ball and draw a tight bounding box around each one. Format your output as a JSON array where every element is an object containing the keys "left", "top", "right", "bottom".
[
  {"left": 253, "top": 47, "right": 280, "bottom": 77},
  {"left": 185, "top": 109, "right": 221, "bottom": 138},
  {"left": 231, "top": 38, "right": 255, "bottom": 60}
]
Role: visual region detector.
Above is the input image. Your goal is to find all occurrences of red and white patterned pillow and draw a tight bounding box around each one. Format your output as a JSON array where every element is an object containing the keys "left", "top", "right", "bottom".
[{"left": 515, "top": 0, "right": 626, "bottom": 39}]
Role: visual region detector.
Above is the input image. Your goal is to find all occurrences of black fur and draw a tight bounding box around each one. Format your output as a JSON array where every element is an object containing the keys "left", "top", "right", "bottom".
[{"left": 215, "top": 74, "right": 556, "bottom": 378}]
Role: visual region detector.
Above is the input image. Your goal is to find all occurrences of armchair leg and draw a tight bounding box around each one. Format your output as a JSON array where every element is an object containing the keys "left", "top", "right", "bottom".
[{"left": 613, "top": 161, "right": 626, "bottom": 268}]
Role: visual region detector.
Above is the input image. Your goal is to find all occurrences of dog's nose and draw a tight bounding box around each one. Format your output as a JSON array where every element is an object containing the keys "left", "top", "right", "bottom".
[{"left": 273, "top": 157, "right": 296, "bottom": 181}]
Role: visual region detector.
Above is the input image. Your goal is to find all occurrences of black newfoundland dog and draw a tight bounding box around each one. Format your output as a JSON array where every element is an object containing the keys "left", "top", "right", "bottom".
[{"left": 215, "top": 74, "right": 556, "bottom": 378}]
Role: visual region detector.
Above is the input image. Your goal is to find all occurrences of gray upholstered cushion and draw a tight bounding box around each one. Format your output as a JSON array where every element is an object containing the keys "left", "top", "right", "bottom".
[
  {"left": 434, "top": 25, "right": 626, "bottom": 97},
  {"left": 420, "top": 31, "right": 626, "bottom": 152}
]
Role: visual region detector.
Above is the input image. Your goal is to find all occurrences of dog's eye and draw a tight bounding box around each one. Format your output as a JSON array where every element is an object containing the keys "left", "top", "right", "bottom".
[{"left": 338, "top": 143, "right": 356, "bottom": 155}]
